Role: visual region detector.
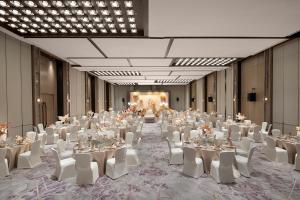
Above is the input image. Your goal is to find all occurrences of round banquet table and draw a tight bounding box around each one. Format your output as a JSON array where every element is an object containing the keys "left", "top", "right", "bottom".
[
  {"left": 5, "top": 143, "right": 30, "bottom": 170},
  {"left": 276, "top": 138, "right": 297, "bottom": 164}
]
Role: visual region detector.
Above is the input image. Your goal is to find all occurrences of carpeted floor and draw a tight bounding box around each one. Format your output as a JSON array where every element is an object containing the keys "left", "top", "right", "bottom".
[{"left": 1, "top": 122, "right": 300, "bottom": 200}]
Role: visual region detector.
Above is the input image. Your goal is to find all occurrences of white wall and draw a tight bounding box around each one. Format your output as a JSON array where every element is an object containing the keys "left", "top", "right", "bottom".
[
  {"left": 0, "top": 32, "right": 32, "bottom": 137},
  {"left": 273, "top": 38, "right": 300, "bottom": 135},
  {"left": 69, "top": 68, "right": 85, "bottom": 116}
]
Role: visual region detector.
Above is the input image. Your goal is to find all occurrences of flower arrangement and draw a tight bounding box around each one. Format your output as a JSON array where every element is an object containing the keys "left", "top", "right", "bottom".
[
  {"left": 15, "top": 135, "right": 24, "bottom": 145},
  {"left": 0, "top": 123, "right": 8, "bottom": 136},
  {"left": 87, "top": 110, "right": 94, "bottom": 118},
  {"left": 201, "top": 124, "right": 211, "bottom": 135},
  {"left": 236, "top": 112, "right": 246, "bottom": 122},
  {"left": 59, "top": 114, "right": 70, "bottom": 124}
]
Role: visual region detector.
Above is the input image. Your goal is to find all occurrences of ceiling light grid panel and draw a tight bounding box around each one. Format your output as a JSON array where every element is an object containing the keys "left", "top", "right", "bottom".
[
  {"left": 0, "top": 0, "right": 144, "bottom": 36},
  {"left": 90, "top": 70, "right": 141, "bottom": 76},
  {"left": 172, "top": 57, "right": 237, "bottom": 66}
]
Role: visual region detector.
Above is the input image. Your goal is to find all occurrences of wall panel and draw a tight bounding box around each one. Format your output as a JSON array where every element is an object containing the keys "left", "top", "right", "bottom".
[
  {"left": 0, "top": 32, "right": 7, "bottom": 123},
  {"left": 196, "top": 78, "right": 205, "bottom": 112},
  {"left": 225, "top": 67, "right": 233, "bottom": 117},
  {"left": 70, "top": 68, "right": 86, "bottom": 116},
  {"left": 217, "top": 70, "right": 226, "bottom": 115}
]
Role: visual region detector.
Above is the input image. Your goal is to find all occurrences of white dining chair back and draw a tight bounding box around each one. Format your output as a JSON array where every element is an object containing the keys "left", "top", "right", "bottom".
[
  {"left": 115, "top": 147, "right": 127, "bottom": 165},
  {"left": 272, "top": 129, "right": 281, "bottom": 137},
  {"left": 74, "top": 153, "right": 99, "bottom": 185},
  {"left": 17, "top": 140, "right": 41, "bottom": 169},
  {"left": 37, "top": 123, "right": 45, "bottom": 133},
  {"left": 230, "top": 125, "right": 240, "bottom": 141},
  {"left": 26, "top": 131, "right": 36, "bottom": 141},
  {"left": 295, "top": 143, "right": 300, "bottom": 171},
  {"left": 51, "top": 148, "right": 76, "bottom": 181},
  {"left": 125, "top": 132, "right": 134, "bottom": 147},
  {"left": 0, "top": 148, "right": 9, "bottom": 178}
]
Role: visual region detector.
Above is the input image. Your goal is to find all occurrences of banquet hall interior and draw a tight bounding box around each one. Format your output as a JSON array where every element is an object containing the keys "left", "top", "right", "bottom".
[{"left": 0, "top": 0, "right": 300, "bottom": 199}]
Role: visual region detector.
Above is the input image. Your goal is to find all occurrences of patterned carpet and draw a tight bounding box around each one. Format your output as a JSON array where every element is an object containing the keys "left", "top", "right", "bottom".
[{"left": 1, "top": 122, "right": 300, "bottom": 200}]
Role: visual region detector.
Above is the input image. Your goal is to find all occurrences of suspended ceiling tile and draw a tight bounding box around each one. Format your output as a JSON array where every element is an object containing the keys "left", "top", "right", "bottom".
[
  {"left": 72, "top": 66, "right": 228, "bottom": 71},
  {"left": 179, "top": 75, "right": 204, "bottom": 80},
  {"left": 70, "top": 58, "right": 129, "bottom": 66},
  {"left": 168, "top": 38, "right": 286, "bottom": 58},
  {"left": 91, "top": 38, "right": 170, "bottom": 57},
  {"left": 26, "top": 38, "right": 102, "bottom": 58},
  {"left": 96, "top": 76, "right": 145, "bottom": 80},
  {"left": 140, "top": 71, "right": 171, "bottom": 76},
  {"left": 171, "top": 70, "right": 212, "bottom": 76},
  {"left": 130, "top": 59, "right": 172, "bottom": 66},
  {"left": 149, "top": 0, "right": 300, "bottom": 37},
  {"left": 146, "top": 76, "right": 178, "bottom": 80}
]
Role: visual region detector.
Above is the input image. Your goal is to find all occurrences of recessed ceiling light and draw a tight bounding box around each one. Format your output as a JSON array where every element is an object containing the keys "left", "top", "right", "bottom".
[
  {"left": 44, "top": 17, "right": 54, "bottom": 22},
  {"left": 110, "top": 1, "right": 119, "bottom": 8},
  {"left": 86, "top": 23, "right": 93, "bottom": 28},
  {"left": 39, "top": 1, "right": 50, "bottom": 7},
  {"left": 121, "top": 29, "right": 127, "bottom": 33},
  {"left": 127, "top": 10, "right": 134, "bottom": 16},
  {"left": 53, "top": 23, "right": 61, "bottom": 28},
  {"left": 33, "top": 16, "right": 42, "bottom": 22},
  {"left": 88, "top": 10, "right": 97, "bottom": 15},
  {"left": 49, "top": 10, "right": 59, "bottom": 15},
  {"left": 131, "top": 28, "right": 137, "bottom": 33},
  {"left": 104, "top": 17, "right": 112, "bottom": 22},
  {"left": 49, "top": 29, "right": 57, "bottom": 33},
  {"left": 36, "top": 9, "right": 46, "bottom": 15},
  {"left": 0, "top": 17, "right": 7, "bottom": 22},
  {"left": 0, "top": 1, "right": 9, "bottom": 7},
  {"left": 56, "top": 17, "right": 66, "bottom": 22},
  {"left": 129, "top": 23, "right": 136, "bottom": 28},
  {"left": 0, "top": 10, "right": 7, "bottom": 15},
  {"left": 53, "top": 1, "right": 64, "bottom": 7},
  {"left": 10, "top": 9, "right": 21, "bottom": 15},
  {"left": 8, "top": 23, "right": 17, "bottom": 28},
  {"left": 20, "top": 23, "right": 29, "bottom": 28},
  {"left": 24, "top": 1, "right": 37, "bottom": 7},
  {"left": 97, "top": 23, "right": 104, "bottom": 28},
  {"left": 128, "top": 17, "right": 135, "bottom": 22},
  {"left": 28, "top": 29, "right": 37, "bottom": 33},
  {"left": 41, "top": 23, "right": 50, "bottom": 28},
  {"left": 111, "top": 29, "right": 117, "bottom": 33},
  {"left": 119, "top": 23, "right": 125, "bottom": 28},
  {"left": 18, "top": 28, "right": 26, "bottom": 33},
  {"left": 74, "top": 23, "right": 83, "bottom": 28},
  {"left": 10, "top": 1, "right": 23, "bottom": 7},
  {"left": 31, "top": 23, "right": 40, "bottom": 28},
  {"left": 75, "top": 9, "right": 84, "bottom": 15},
  {"left": 91, "top": 29, "right": 97, "bottom": 33},
  {"left": 66, "top": 1, "right": 78, "bottom": 7},
  {"left": 22, "top": 9, "right": 33, "bottom": 15},
  {"left": 116, "top": 17, "right": 124, "bottom": 22},
  {"left": 114, "top": 10, "right": 122, "bottom": 15},
  {"left": 9, "top": 17, "right": 19, "bottom": 22},
  {"left": 93, "top": 17, "right": 101, "bottom": 22},
  {"left": 21, "top": 16, "right": 31, "bottom": 22},
  {"left": 81, "top": 17, "right": 89, "bottom": 22},
  {"left": 96, "top": 1, "right": 106, "bottom": 7},
  {"left": 62, "top": 23, "right": 72, "bottom": 28},
  {"left": 59, "top": 29, "right": 67, "bottom": 33},
  {"left": 101, "top": 10, "right": 109, "bottom": 15},
  {"left": 39, "top": 28, "right": 47, "bottom": 33},
  {"left": 61, "top": 9, "right": 72, "bottom": 15},
  {"left": 124, "top": 1, "right": 133, "bottom": 8},
  {"left": 82, "top": 1, "right": 92, "bottom": 7},
  {"left": 70, "top": 29, "right": 77, "bottom": 33},
  {"left": 80, "top": 29, "right": 87, "bottom": 33},
  {"left": 68, "top": 17, "right": 77, "bottom": 22},
  {"left": 100, "top": 28, "right": 107, "bottom": 33},
  {"left": 108, "top": 23, "right": 115, "bottom": 28}
]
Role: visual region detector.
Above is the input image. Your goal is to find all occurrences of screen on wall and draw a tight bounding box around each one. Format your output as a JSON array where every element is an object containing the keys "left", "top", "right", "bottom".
[{"left": 129, "top": 91, "right": 169, "bottom": 111}]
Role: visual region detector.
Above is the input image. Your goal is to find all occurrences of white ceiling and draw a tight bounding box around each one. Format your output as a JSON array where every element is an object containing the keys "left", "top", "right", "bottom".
[
  {"left": 21, "top": 0, "right": 300, "bottom": 85},
  {"left": 149, "top": 0, "right": 300, "bottom": 37}
]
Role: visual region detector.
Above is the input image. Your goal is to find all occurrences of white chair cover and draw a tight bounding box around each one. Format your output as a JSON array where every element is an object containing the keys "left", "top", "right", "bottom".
[
  {"left": 182, "top": 147, "right": 204, "bottom": 178},
  {"left": 74, "top": 153, "right": 99, "bottom": 185},
  {"left": 0, "top": 148, "right": 9, "bottom": 178}
]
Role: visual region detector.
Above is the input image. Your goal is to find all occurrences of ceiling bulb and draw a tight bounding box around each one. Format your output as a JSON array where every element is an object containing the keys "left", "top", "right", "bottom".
[
  {"left": 121, "top": 29, "right": 127, "bottom": 33},
  {"left": 22, "top": 9, "right": 33, "bottom": 15},
  {"left": 96, "top": 1, "right": 106, "bottom": 7},
  {"left": 18, "top": 28, "right": 26, "bottom": 33},
  {"left": 93, "top": 17, "right": 101, "bottom": 22},
  {"left": 80, "top": 29, "right": 87, "bottom": 33},
  {"left": 67, "top": 1, "right": 78, "bottom": 7},
  {"left": 111, "top": 29, "right": 117, "bottom": 33},
  {"left": 116, "top": 17, "right": 124, "bottom": 22},
  {"left": 31, "top": 23, "right": 39, "bottom": 28},
  {"left": 86, "top": 23, "right": 93, "bottom": 28},
  {"left": 56, "top": 17, "right": 66, "bottom": 22},
  {"left": 49, "top": 10, "right": 59, "bottom": 15},
  {"left": 131, "top": 28, "right": 137, "bottom": 33},
  {"left": 20, "top": 23, "right": 29, "bottom": 28},
  {"left": 62, "top": 23, "right": 71, "bottom": 28},
  {"left": 128, "top": 17, "right": 135, "bottom": 22},
  {"left": 39, "top": 1, "right": 50, "bottom": 7},
  {"left": 75, "top": 9, "right": 84, "bottom": 15},
  {"left": 0, "top": 10, "right": 7, "bottom": 15},
  {"left": 0, "top": 1, "right": 9, "bottom": 7},
  {"left": 114, "top": 10, "right": 122, "bottom": 15},
  {"left": 53, "top": 1, "right": 64, "bottom": 7},
  {"left": 108, "top": 23, "right": 115, "bottom": 28},
  {"left": 70, "top": 29, "right": 77, "bottom": 33},
  {"left": 36, "top": 9, "right": 46, "bottom": 15},
  {"left": 100, "top": 29, "right": 107, "bottom": 33},
  {"left": 10, "top": 9, "right": 21, "bottom": 15},
  {"left": 24, "top": 1, "right": 37, "bottom": 7},
  {"left": 33, "top": 17, "right": 42, "bottom": 22},
  {"left": 124, "top": 1, "right": 133, "bottom": 8},
  {"left": 44, "top": 17, "right": 54, "bottom": 22},
  {"left": 21, "top": 17, "right": 31, "bottom": 22},
  {"left": 110, "top": 1, "right": 119, "bottom": 7},
  {"left": 49, "top": 29, "right": 57, "bottom": 33},
  {"left": 129, "top": 23, "right": 136, "bottom": 28},
  {"left": 127, "top": 10, "right": 134, "bottom": 15},
  {"left": 68, "top": 17, "right": 77, "bottom": 22},
  {"left": 104, "top": 17, "right": 112, "bottom": 22},
  {"left": 9, "top": 17, "right": 19, "bottom": 22},
  {"left": 119, "top": 23, "right": 125, "bottom": 28},
  {"left": 39, "top": 28, "right": 47, "bottom": 33},
  {"left": 91, "top": 29, "right": 97, "bottom": 33},
  {"left": 28, "top": 29, "right": 37, "bottom": 33},
  {"left": 61, "top": 9, "right": 72, "bottom": 15},
  {"left": 88, "top": 10, "right": 97, "bottom": 15},
  {"left": 81, "top": 17, "right": 89, "bottom": 22},
  {"left": 0, "top": 17, "right": 7, "bottom": 22},
  {"left": 75, "top": 23, "right": 83, "bottom": 28},
  {"left": 97, "top": 23, "right": 104, "bottom": 28},
  {"left": 8, "top": 23, "right": 17, "bottom": 28},
  {"left": 101, "top": 10, "right": 109, "bottom": 15},
  {"left": 41, "top": 23, "right": 50, "bottom": 28},
  {"left": 53, "top": 23, "right": 61, "bottom": 28},
  {"left": 10, "top": 1, "right": 23, "bottom": 7},
  {"left": 59, "top": 29, "right": 67, "bottom": 33},
  {"left": 82, "top": 1, "right": 92, "bottom": 7}
]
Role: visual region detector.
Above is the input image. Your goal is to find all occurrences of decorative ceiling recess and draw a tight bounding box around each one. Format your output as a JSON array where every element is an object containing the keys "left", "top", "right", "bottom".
[
  {"left": 0, "top": 0, "right": 145, "bottom": 37},
  {"left": 90, "top": 70, "right": 141, "bottom": 76},
  {"left": 172, "top": 57, "right": 237, "bottom": 66}
]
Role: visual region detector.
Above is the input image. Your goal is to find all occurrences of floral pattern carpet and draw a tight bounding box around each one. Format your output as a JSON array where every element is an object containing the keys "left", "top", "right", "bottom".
[{"left": 1, "top": 122, "right": 300, "bottom": 200}]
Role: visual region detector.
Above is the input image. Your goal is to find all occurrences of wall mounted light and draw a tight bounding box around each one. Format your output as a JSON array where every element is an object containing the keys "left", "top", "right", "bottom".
[
  {"left": 36, "top": 97, "right": 41, "bottom": 103},
  {"left": 264, "top": 97, "right": 268, "bottom": 101}
]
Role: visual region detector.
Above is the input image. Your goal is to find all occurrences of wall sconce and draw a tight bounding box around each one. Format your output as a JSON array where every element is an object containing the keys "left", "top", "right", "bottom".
[
  {"left": 176, "top": 97, "right": 180, "bottom": 102},
  {"left": 264, "top": 97, "right": 268, "bottom": 101},
  {"left": 233, "top": 98, "right": 236, "bottom": 102},
  {"left": 36, "top": 98, "right": 41, "bottom": 103}
]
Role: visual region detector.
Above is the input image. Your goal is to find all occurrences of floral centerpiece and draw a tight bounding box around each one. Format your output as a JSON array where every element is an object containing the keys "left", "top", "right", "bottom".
[
  {"left": 87, "top": 110, "right": 94, "bottom": 118},
  {"left": 0, "top": 123, "right": 8, "bottom": 146},
  {"left": 236, "top": 112, "right": 246, "bottom": 122},
  {"left": 59, "top": 114, "right": 70, "bottom": 124},
  {"left": 296, "top": 126, "right": 300, "bottom": 137},
  {"left": 15, "top": 135, "right": 24, "bottom": 145},
  {"left": 201, "top": 124, "right": 211, "bottom": 136}
]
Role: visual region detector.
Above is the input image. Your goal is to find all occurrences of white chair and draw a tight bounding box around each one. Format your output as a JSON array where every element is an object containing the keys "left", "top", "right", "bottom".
[
  {"left": 295, "top": 143, "right": 300, "bottom": 171},
  {"left": 74, "top": 153, "right": 99, "bottom": 185},
  {"left": 125, "top": 132, "right": 134, "bottom": 148},
  {"left": 51, "top": 148, "right": 76, "bottom": 181},
  {"left": 45, "top": 127, "right": 59, "bottom": 144},
  {"left": 272, "top": 129, "right": 281, "bottom": 138},
  {"left": 57, "top": 139, "right": 73, "bottom": 159},
  {"left": 18, "top": 140, "right": 42, "bottom": 168},
  {"left": 0, "top": 148, "right": 9, "bottom": 178},
  {"left": 166, "top": 138, "right": 183, "bottom": 165},
  {"left": 126, "top": 148, "right": 139, "bottom": 167},
  {"left": 183, "top": 126, "right": 191, "bottom": 141},
  {"left": 37, "top": 132, "right": 47, "bottom": 153},
  {"left": 210, "top": 151, "right": 235, "bottom": 183},
  {"left": 230, "top": 125, "right": 241, "bottom": 141},
  {"left": 235, "top": 146, "right": 256, "bottom": 177},
  {"left": 55, "top": 121, "right": 62, "bottom": 126},
  {"left": 68, "top": 125, "right": 78, "bottom": 142},
  {"left": 248, "top": 125, "right": 263, "bottom": 143},
  {"left": 172, "top": 131, "right": 182, "bottom": 147},
  {"left": 260, "top": 122, "right": 269, "bottom": 140},
  {"left": 106, "top": 147, "right": 128, "bottom": 179},
  {"left": 264, "top": 136, "right": 288, "bottom": 163},
  {"left": 37, "top": 123, "right": 45, "bottom": 133},
  {"left": 236, "top": 137, "right": 254, "bottom": 157},
  {"left": 182, "top": 147, "right": 204, "bottom": 178},
  {"left": 244, "top": 120, "right": 251, "bottom": 126},
  {"left": 26, "top": 131, "right": 36, "bottom": 142},
  {"left": 167, "top": 125, "right": 175, "bottom": 140}
]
